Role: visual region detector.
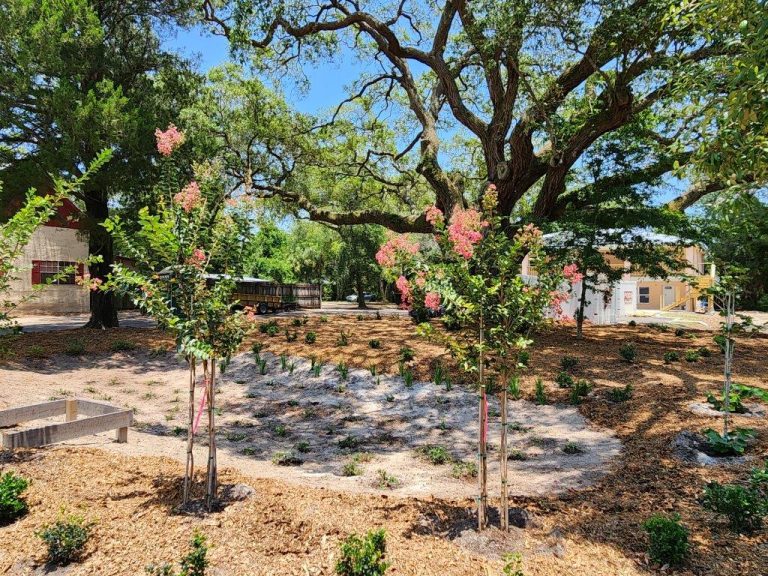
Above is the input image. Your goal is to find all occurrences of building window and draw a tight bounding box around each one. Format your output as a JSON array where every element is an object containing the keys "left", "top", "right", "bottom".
[
  {"left": 638, "top": 286, "right": 650, "bottom": 304},
  {"left": 31, "top": 261, "right": 81, "bottom": 285}
]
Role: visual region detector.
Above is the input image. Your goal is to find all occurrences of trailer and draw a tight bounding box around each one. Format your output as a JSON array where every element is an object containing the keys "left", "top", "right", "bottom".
[{"left": 205, "top": 275, "right": 321, "bottom": 314}]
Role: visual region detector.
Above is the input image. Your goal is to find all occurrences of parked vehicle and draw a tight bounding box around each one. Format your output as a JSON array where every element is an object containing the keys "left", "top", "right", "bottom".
[{"left": 345, "top": 292, "right": 375, "bottom": 302}]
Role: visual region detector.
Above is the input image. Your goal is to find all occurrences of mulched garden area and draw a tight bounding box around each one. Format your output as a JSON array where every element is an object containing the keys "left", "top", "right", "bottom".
[{"left": 1, "top": 315, "right": 767, "bottom": 574}]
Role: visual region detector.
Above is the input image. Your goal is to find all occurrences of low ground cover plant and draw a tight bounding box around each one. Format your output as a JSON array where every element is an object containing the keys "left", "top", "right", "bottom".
[
  {"left": 271, "top": 451, "right": 303, "bottom": 466},
  {"left": 305, "top": 331, "right": 317, "bottom": 344},
  {"left": 65, "top": 339, "right": 86, "bottom": 356},
  {"left": 663, "top": 351, "right": 679, "bottom": 364},
  {"left": 110, "top": 339, "right": 136, "bottom": 352},
  {"left": 508, "top": 376, "right": 521, "bottom": 400},
  {"left": 608, "top": 384, "right": 633, "bottom": 402},
  {"left": 702, "top": 478, "right": 767, "bottom": 533},
  {"left": 0, "top": 472, "right": 29, "bottom": 524},
  {"left": 37, "top": 514, "right": 93, "bottom": 566},
  {"left": 706, "top": 391, "right": 747, "bottom": 414},
  {"left": 398, "top": 346, "right": 415, "bottom": 362},
  {"left": 146, "top": 532, "right": 209, "bottom": 576},
  {"left": 416, "top": 444, "right": 452, "bottom": 465},
  {"left": 619, "top": 342, "right": 637, "bottom": 363},
  {"left": 685, "top": 350, "right": 700, "bottom": 363},
  {"left": 375, "top": 470, "right": 401, "bottom": 489},
  {"left": 702, "top": 427, "right": 754, "bottom": 456},
  {"left": 555, "top": 371, "right": 574, "bottom": 388},
  {"left": 335, "top": 529, "right": 389, "bottom": 576},
  {"left": 451, "top": 460, "right": 478, "bottom": 478},
  {"left": 368, "top": 339, "right": 381, "bottom": 349},
  {"left": 534, "top": 378, "right": 547, "bottom": 405},
  {"left": 570, "top": 379, "right": 591, "bottom": 404},
  {"left": 560, "top": 355, "right": 578, "bottom": 371},
  {"left": 643, "top": 514, "right": 689, "bottom": 566},
  {"left": 336, "top": 331, "right": 350, "bottom": 346}
]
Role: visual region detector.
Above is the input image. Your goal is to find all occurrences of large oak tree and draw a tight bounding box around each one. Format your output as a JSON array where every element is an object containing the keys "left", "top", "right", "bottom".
[{"left": 196, "top": 0, "right": 765, "bottom": 231}]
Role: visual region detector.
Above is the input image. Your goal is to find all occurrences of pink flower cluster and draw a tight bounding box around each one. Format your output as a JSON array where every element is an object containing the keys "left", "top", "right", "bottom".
[
  {"left": 155, "top": 123, "right": 185, "bottom": 156},
  {"left": 516, "top": 223, "right": 543, "bottom": 244},
  {"left": 187, "top": 248, "right": 206, "bottom": 268},
  {"left": 562, "top": 263, "right": 584, "bottom": 284},
  {"left": 425, "top": 205, "right": 444, "bottom": 226},
  {"left": 447, "top": 208, "right": 487, "bottom": 259},
  {"left": 375, "top": 234, "right": 419, "bottom": 268},
  {"left": 173, "top": 181, "right": 202, "bottom": 213},
  {"left": 395, "top": 275, "right": 412, "bottom": 309},
  {"left": 549, "top": 290, "right": 570, "bottom": 315},
  {"left": 75, "top": 274, "right": 103, "bottom": 292},
  {"left": 424, "top": 291, "right": 441, "bottom": 311}
]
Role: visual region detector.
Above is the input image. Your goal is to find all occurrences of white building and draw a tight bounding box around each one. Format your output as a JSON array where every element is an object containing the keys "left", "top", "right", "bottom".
[{"left": 8, "top": 199, "right": 90, "bottom": 314}]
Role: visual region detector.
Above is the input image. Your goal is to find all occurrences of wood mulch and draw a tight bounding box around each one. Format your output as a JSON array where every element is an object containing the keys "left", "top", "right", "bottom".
[{"left": 1, "top": 316, "right": 767, "bottom": 575}]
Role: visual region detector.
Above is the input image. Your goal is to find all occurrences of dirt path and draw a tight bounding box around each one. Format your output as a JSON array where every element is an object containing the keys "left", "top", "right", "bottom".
[{"left": 0, "top": 351, "right": 621, "bottom": 500}]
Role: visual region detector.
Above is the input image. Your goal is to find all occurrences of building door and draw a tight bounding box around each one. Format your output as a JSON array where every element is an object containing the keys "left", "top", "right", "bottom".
[{"left": 663, "top": 285, "right": 675, "bottom": 307}]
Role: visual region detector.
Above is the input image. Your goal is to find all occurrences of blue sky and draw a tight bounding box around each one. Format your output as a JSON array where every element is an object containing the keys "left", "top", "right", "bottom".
[{"left": 163, "top": 26, "right": 359, "bottom": 115}]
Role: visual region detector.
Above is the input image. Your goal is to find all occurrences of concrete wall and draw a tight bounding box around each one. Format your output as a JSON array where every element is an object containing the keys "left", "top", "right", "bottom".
[{"left": 9, "top": 226, "right": 90, "bottom": 314}]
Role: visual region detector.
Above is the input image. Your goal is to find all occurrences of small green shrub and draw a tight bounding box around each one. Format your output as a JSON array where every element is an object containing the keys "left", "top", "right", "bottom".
[
  {"left": 320, "top": 315, "right": 329, "bottom": 323},
  {"left": 702, "top": 481, "right": 766, "bottom": 533},
  {"left": 451, "top": 460, "right": 478, "bottom": 478},
  {"left": 305, "top": 331, "right": 317, "bottom": 344},
  {"left": 416, "top": 444, "right": 451, "bottom": 465},
  {"left": 562, "top": 441, "right": 583, "bottom": 455},
  {"left": 608, "top": 384, "right": 633, "bottom": 403},
  {"left": 335, "top": 529, "right": 389, "bottom": 576},
  {"left": 37, "top": 514, "right": 92, "bottom": 566},
  {"left": 628, "top": 320, "right": 637, "bottom": 327},
  {"left": 273, "top": 424, "right": 287, "bottom": 437},
  {"left": 674, "top": 327, "right": 686, "bottom": 337},
  {"left": 342, "top": 461, "right": 363, "bottom": 477},
  {"left": 375, "top": 469, "right": 401, "bottom": 489},
  {"left": 27, "top": 345, "right": 47, "bottom": 358},
  {"left": 110, "top": 339, "right": 136, "bottom": 352},
  {"left": 338, "top": 436, "right": 362, "bottom": 450},
  {"left": 518, "top": 350, "right": 530, "bottom": 367},
  {"left": 663, "top": 351, "right": 679, "bottom": 364},
  {"left": 295, "top": 441, "right": 311, "bottom": 453},
  {"left": 311, "top": 360, "right": 323, "bottom": 377},
  {"left": 337, "top": 331, "right": 350, "bottom": 346},
  {"left": 271, "top": 451, "right": 303, "bottom": 466},
  {"left": 356, "top": 314, "right": 365, "bottom": 321},
  {"left": 555, "top": 371, "right": 574, "bottom": 388},
  {"left": 501, "top": 552, "right": 524, "bottom": 576},
  {"left": 368, "top": 339, "right": 381, "bottom": 349},
  {"left": 251, "top": 342, "right": 264, "bottom": 355},
  {"left": 560, "top": 355, "right": 578, "bottom": 371},
  {"left": 337, "top": 362, "right": 349, "bottom": 380},
  {"left": 402, "top": 368, "right": 414, "bottom": 387},
  {"left": 507, "top": 449, "right": 528, "bottom": 461},
  {"left": 259, "top": 320, "right": 278, "bottom": 334},
  {"left": 534, "top": 378, "right": 547, "bottom": 405},
  {"left": 65, "top": 339, "right": 86, "bottom": 356},
  {"left": 619, "top": 342, "right": 636, "bottom": 363},
  {"left": 285, "top": 330, "right": 297, "bottom": 342},
  {"left": 0, "top": 472, "right": 30, "bottom": 524},
  {"left": 697, "top": 346, "right": 712, "bottom": 358},
  {"left": 291, "top": 318, "right": 303, "bottom": 327},
  {"left": 508, "top": 376, "right": 521, "bottom": 400},
  {"left": 643, "top": 514, "right": 689, "bottom": 566},
  {"left": 684, "top": 350, "right": 700, "bottom": 363},
  {"left": 398, "top": 346, "right": 415, "bottom": 362},
  {"left": 570, "top": 379, "right": 591, "bottom": 404}
]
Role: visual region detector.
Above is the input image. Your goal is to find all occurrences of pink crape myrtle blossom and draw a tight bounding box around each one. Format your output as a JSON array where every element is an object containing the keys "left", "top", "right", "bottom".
[
  {"left": 562, "top": 263, "right": 584, "bottom": 284},
  {"left": 549, "top": 290, "right": 570, "bottom": 316},
  {"left": 425, "top": 205, "right": 444, "bottom": 226},
  {"left": 173, "top": 181, "right": 202, "bottom": 213},
  {"left": 414, "top": 271, "right": 426, "bottom": 289},
  {"left": 375, "top": 234, "right": 419, "bottom": 269},
  {"left": 76, "top": 273, "right": 103, "bottom": 291},
  {"left": 424, "top": 291, "right": 441, "bottom": 311},
  {"left": 188, "top": 248, "right": 206, "bottom": 269},
  {"left": 155, "top": 123, "right": 185, "bottom": 156},
  {"left": 516, "top": 223, "right": 543, "bottom": 245},
  {"left": 395, "top": 275, "right": 412, "bottom": 309},
  {"left": 447, "top": 208, "right": 488, "bottom": 259}
]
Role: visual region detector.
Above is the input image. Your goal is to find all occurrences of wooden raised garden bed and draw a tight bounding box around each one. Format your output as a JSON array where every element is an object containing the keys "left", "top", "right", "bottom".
[{"left": 0, "top": 399, "right": 132, "bottom": 448}]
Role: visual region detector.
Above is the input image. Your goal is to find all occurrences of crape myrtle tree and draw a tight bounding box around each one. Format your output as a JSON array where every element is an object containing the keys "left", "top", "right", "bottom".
[
  {"left": 377, "top": 185, "right": 579, "bottom": 529},
  {"left": 0, "top": 0, "right": 199, "bottom": 328},
  {"left": 104, "top": 125, "right": 252, "bottom": 509},
  {"left": 191, "top": 0, "right": 764, "bottom": 233}
]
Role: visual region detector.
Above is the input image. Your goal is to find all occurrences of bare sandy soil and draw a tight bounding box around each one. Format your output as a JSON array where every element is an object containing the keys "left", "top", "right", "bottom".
[{"left": 0, "top": 350, "right": 620, "bottom": 500}]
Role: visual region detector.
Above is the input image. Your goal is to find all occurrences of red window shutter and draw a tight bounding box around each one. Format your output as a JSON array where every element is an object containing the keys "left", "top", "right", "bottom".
[
  {"left": 31, "top": 260, "right": 42, "bottom": 285},
  {"left": 77, "top": 263, "right": 85, "bottom": 277}
]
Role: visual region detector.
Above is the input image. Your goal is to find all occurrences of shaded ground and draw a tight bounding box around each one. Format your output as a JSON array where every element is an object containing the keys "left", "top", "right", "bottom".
[{"left": 1, "top": 316, "right": 767, "bottom": 575}]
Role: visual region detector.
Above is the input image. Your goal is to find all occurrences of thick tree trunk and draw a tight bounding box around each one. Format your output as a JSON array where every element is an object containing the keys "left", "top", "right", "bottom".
[
  {"left": 355, "top": 275, "right": 367, "bottom": 309},
  {"left": 83, "top": 191, "right": 119, "bottom": 328},
  {"left": 576, "top": 281, "right": 588, "bottom": 338}
]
